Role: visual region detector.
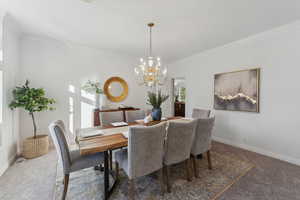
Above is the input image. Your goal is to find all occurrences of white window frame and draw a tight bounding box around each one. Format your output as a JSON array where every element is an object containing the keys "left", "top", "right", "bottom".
[
  {"left": 0, "top": 66, "right": 3, "bottom": 148},
  {"left": 0, "top": 68, "right": 3, "bottom": 123}
]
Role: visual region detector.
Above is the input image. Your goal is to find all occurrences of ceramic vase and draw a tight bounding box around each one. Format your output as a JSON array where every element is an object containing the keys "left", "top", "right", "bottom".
[{"left": 151, "top": 108, "right": 162, "bottom": 121}]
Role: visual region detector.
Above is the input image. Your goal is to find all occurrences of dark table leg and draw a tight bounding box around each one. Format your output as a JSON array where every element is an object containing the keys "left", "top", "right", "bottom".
[
  {"left": 104, "top": 151, "right": 109, "bottom": 200},
  {"left": 197, "top": 154, "right": 203, "bottom": 159},
  {"left": 109, "top": 150, "right": 113, "bottom": 171},
  {"left": 103, "top": 149, "right": 120, "bottom": 200}
]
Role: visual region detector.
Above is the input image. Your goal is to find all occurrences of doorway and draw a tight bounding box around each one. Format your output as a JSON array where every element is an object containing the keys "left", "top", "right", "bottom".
[{"left": 172, "top": 78, "right": 186, "bottom": 117}]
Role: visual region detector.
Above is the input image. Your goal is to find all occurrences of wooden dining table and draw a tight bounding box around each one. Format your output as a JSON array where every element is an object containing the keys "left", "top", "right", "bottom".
[{"left": 76, "top": 117, "right": 183, "bottom": 200}]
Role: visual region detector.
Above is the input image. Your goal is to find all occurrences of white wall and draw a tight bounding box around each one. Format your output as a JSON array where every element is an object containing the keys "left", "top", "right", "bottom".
[
  {"left": 19, "top": 35, "right": 149, "bottom": 142},
  {"left": 0, "top": 14, "right": 21, "bottom": 176},
  {"left": 169, "top": 20, "right": 300, "bottom": 166}
]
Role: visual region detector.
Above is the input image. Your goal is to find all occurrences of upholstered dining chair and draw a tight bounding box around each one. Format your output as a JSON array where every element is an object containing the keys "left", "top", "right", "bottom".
[
  {"left": 49, "top": 120, "right": 104, "bottom": 200},
  {"left": 191, "top": 116, "right": 215, "bottom": 178},
  {"left": 192, "top": 108, "right": 211, "bottom": 119},
  {"left": 100, "top": 110, "right": 124, "bottom": 126},
  {"left": 125, "top": 110, "right": 146, "bottom": 123},
  {"left": 164, "top": 119, "right": 198, "bottom": 192},
  {"left": 115, "top": 122, "right": 167, "bottom": 200},
  {"left": 56, "top": 120, "right": 74, "bottom": 145}
]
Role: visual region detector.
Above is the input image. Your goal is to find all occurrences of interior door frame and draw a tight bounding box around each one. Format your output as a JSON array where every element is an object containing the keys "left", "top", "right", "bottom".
[{"left": 171, "top": 77, "right": 186, "bottom": 117}]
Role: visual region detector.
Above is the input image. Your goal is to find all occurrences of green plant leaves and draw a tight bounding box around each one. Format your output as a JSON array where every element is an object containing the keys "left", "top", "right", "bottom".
[
  {"left": 146, "top": 90, "right": 169, "bottom": 109},
  {"left": 9, "top": 80, "right": 56, "bottom": 113},
  {"left": 82, "top": 80, "right": 103, "bottom": 94}
]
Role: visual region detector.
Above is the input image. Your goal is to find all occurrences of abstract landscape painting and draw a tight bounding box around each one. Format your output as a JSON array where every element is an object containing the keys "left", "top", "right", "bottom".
[{"left": 214, "top": 68, "right": 260, "bottom": 112}]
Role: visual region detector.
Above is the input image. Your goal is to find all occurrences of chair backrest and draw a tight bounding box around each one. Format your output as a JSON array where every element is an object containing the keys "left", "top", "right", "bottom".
[
  {"left": 49, "top": 121, "right": 72, "bottom": 174},
  {"left": 56, "top": 120, "right": 66, "bottom": 132},
  {"left": 100, "top": 111, "right": 124, "bottom": 126},
  {"left": 164, "top": 119, "right": 198, "bottom": 165},
  {"left": 125, "top": 110, "right": 145, "bottom": 123},
  {"left": 56, "top": 119, "right": 74, "bottom": 144},
  {"left": 192, "top": 108, "right": 211, "bottom": 119},
  {"left": 191, "top": 116, "right": 215, "bottom": 156},
  {"left": 128, "top": 122, "right": 167, "bottom": 179}
]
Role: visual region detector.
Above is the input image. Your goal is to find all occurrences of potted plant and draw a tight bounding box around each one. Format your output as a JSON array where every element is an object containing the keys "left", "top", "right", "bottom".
[
  {"left": 9, "top": 80, "right": 55, "bottom": 159},
  {"left": 82, "top": 80, "right": 104, "bottom": 109},
  {"left": 147, "top": 90, "right": 169, "bottom": 121}
]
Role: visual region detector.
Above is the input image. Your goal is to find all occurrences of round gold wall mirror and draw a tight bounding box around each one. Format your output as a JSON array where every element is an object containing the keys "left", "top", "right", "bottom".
[{"left": 104, "top": 77, "right": 128, "bottom": 102}]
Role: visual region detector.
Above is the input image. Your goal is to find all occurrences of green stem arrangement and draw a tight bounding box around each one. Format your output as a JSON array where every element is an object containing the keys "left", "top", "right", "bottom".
[{"left": 146, "top": 90, "right": 169, "bottom": 109}]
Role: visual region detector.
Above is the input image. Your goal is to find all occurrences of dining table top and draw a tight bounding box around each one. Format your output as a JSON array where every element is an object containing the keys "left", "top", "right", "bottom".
[{"left": 77, "top": 116, "right": 187, "bottom": 155}]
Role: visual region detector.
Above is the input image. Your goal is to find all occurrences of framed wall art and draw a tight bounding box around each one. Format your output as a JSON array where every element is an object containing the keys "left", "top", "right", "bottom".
[{"left": 214, "top": 68, "right": 260, "bottom": 112}]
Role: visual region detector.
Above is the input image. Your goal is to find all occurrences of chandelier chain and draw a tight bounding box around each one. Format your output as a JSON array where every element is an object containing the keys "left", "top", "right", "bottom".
[{"left": 149, "top": 24, "right": 153, "bottom": 56}]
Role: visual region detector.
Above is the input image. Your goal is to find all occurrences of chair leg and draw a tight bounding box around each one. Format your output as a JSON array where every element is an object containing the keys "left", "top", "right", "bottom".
[
  {"left": 192, "top": 155, "right": 199, "bottom": 178},
  {"left": 197, "top": 154, "right": 203, "bottom": 159},
  {"left": 128, "top": 179, "right": 135, "bottom": 200},
  {"left": 62, "top": 174, "right": 69, "bottom": 200},
  {"left": 184, "top": 159, "right": 192, "bottom": 181},
  {"left": 115, "top": 161, "right": 119, "bottom": 182},
  {"left": 165, "top": 165, "right": 171, "bottom": 193},
  {"left": 158, "top": 168, "right": 164, "bottom": 196},
  {"left": 207, "top": 150, "right": 212, "bottom": 170}
]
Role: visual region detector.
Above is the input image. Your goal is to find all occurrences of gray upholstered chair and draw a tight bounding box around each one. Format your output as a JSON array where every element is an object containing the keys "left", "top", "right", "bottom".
[
  {"left": 192, "top": 108, "right": 211, "bottom": 119},
  {"left": 164, "top": 119, "right": 198, "bottom": 192},
  {"left": 56, "top": 120, "right": 66, "bottom": 131},
  {"left": 56, "top": 120, "right": 74, "bottom": 145},
  {"left": 191, "top": 116, "right": 215, "bottom": 177},
  {"left": 49, "top": 121, "right": 104, "bottom": 200},
  {"left": 125, "top": 110, "right": 146, "bottom": 123},
  {"left": 100, "top": 110, "right": 124, "bottom": 126},
  {"left": 115, "top": 122, "right": 167, "bottom": 200}
]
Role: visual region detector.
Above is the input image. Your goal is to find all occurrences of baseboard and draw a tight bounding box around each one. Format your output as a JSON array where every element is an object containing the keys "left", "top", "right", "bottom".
[
  {"left": 0, "top": 154, "right": 17, "bottom": 176},
  {"left": 213, "top": 136, "right": 300, "bottom": 166},
  {"left": 0, "top": 162, "right": 9, "bottom": 176}
]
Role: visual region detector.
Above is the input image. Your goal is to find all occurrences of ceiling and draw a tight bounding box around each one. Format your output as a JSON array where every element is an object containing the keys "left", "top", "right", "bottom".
[{"left": 1, "top": 0, "right": 300, "bottom": 62}]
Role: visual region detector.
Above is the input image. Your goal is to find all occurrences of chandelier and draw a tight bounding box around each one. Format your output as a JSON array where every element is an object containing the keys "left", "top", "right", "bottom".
[{"left": 134, "top": 23, "right": 167, "bottom": 87}]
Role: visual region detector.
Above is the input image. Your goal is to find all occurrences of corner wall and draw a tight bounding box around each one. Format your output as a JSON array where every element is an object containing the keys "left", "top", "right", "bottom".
[
  {"left": 0, "top": 14, "right": 21, "bottom": 176},
  {"left": 169, "top": 20, "right": 300, "bottom": 165}
]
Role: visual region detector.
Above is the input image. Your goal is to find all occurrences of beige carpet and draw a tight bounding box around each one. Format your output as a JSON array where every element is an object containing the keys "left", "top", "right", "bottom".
[{"left": 54, "top": 152, "right": 254, "bottom": 200}]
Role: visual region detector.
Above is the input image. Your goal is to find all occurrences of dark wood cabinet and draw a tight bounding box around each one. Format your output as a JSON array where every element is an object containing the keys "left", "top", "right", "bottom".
[{"left": 174, "top": 102, "right": 185, "bottom": 117}]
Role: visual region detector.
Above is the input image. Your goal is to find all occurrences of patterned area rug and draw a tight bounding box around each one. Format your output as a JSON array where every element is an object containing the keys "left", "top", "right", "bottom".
[{"left": 54, "top": 152, "right": 254, "bottom": 200}]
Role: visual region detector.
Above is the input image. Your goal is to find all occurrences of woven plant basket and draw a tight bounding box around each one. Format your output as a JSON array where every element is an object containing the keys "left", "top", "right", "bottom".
[{"left": 23, "top": 135, "right": 49, "bottom": 159}]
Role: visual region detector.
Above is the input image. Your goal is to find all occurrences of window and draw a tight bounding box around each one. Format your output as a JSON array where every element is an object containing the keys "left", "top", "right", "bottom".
[
  {"left": 0, "top": 70, "right": 2, "bottom": 124},
  {"left": 80, "top": 89, "right": 94, "bottom": 128},
  {"left": 0, "top": 50, "right": 3, "bottom": 63},
  {"left": 0, "top": 70, "right": 3, "bottom": 147},
  {"left": 0, "top": 13, "right": 2, "bottom": 64},
  {"left": 68, "top": 85, "right": 75, "bottom": 133},
  {"left": 0, "top": 14, "right": 3, "bottom": 147}
]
